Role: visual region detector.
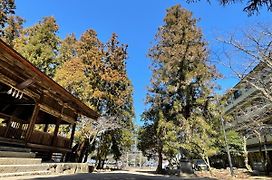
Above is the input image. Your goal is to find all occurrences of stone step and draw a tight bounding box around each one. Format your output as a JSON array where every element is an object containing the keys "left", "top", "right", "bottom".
[
  {"left": 0, "top": 146, "right": 31, "bottom": 153},
  {"left": 0, "top": 170, "right": 51, "bottom": 178},
  {"left": 0, "top": 151, "right": 35, "bottom": 158},
  {"left": 0, "top": 164, "right": 50, "bottom": 173},
  {"left": 0, "top": 157, "right": 41, "bottom": 165},
  {"left": 0, "top": 163, "right": 89, "bottom": 174}
]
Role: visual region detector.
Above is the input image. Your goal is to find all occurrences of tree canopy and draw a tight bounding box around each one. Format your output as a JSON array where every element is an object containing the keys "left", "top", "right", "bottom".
[
  {"left": 13, "top": 16, "right": 60, "bottom": 77},
  {"left": 55, "top": 29, "right": 134, "bottom": 165},
  {"left": 0, "top": 0, "right": 15, "bottom": 35}
]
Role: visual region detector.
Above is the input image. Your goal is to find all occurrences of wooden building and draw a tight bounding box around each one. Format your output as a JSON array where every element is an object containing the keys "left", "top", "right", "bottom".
[{"left": 0, "top": 39, "right": 98, "bottom": 161}]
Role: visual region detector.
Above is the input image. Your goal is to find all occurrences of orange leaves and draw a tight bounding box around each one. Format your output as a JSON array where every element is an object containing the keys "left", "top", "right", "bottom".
[{"left": 54, "top": 30, "right": 134, "bottom": 124}]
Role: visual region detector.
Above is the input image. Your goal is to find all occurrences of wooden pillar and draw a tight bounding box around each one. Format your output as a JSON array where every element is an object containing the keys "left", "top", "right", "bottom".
[
  {"left": 43, "top": 123, "right": 49, "bottom": 132},
  {"left": 69, "top": 123, "right": 76, "bottom": 148},
  {"left": 51, "top": 104, "right": 64, "bottom": 146},
  {"left": 51, "top": 119, "right": 60, "bottom": 146},
  {"left": 4, "top": 117, "right": 12, "bottom": 138},
  {"left": 25, "top": 103, "right": 40, "bottom": 142}
]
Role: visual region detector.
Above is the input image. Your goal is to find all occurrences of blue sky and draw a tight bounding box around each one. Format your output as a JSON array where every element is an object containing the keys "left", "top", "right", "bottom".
[{"left": 15, "top": 0, "right": 272, "bottom": 125}]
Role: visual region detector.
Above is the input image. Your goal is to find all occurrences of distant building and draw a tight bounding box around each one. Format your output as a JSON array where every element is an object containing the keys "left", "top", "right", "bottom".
[{"left": 224, "top": 62, "right": 272, "bottom": 169}]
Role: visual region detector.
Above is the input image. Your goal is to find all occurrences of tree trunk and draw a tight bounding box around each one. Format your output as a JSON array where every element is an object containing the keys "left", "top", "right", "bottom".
[
  {"left": 115, "top": 159, "right": 119, "bottom": 169},
  {"left": 206, "top": 156, "right": 211, "bottom": 171},
  {"left": 156, "top": 148, "right": 163, "bottom": 174},
  {"left": 78, "top": 140, "right": 88, "bottom": 162},
  {"left": 243, "top": 136, "right": 252, "bottom": 172},
  {"left": 83, "top": 142, "right": 90, "bottom": 163},
  {"left": 202, "top": 155, "right": 212, "bottom": 175},
  {"left": 97, "top": 159, "right": 103, "bottom": 169},
  {"left": 101, "top": 159, "right": 105, "bottom": 169},
  {"left": 256, "top": 132, "right": 265, "bottom": 172},
  {"left": 264, "top": 135, "right": 270, "bottom": 176},
  {"left": 83, "top": 150, "right": 88, "bottom": 163}
]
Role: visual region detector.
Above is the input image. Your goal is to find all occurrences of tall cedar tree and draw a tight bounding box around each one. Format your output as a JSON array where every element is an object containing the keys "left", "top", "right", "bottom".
[
  {"left": 13, "top": 16, "right": 60, "bottom": 77},
  {"left": 96, "top": 33, "right": 134, "bottom": 168},
  {"left": 76, "top": 29, "right": 104, "bottom": 112},
  {"left": 140, "top": 4, "right": 219, "bottom": 172},
  {"left": 55, "top": 29, "right": 105, "bottom": 162},
  {"left": 54, "top": 33, "right": 92, "bottom": 106}
]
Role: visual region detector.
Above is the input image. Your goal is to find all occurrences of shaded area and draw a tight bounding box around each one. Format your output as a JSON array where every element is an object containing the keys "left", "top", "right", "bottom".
[{"left": 26, "top": 172, "right": 216, "bottom": 180}]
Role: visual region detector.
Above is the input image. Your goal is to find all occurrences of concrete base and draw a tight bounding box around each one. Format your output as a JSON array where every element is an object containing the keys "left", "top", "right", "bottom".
[
  {"left": 0, "top": 157, "right": 41, "bottom": 165},
  {"left": 0, "top": 164, "right": 49, "bottom": 173},
  {"left": 52, "top": 163, "right": 89, "bottom": 174},
  {"left": 0, "top": 151, "right": 35, "bottom": 158},
  {"left": 0, "top": 163, "right": 89, "bottom": 177},
  {"left": 0, "top": 170, "right": 51, "bottom": 177}
]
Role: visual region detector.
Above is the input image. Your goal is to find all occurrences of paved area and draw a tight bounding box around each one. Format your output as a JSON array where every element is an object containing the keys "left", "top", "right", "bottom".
[{"left": 3, "top": 170, "right": 214, "bottom": 180}]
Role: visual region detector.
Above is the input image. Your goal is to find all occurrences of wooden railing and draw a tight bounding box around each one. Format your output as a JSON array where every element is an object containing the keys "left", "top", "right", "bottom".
[
  {"left": 0, "top": 112, "right": 71, "bottom": 150},
  {"left": 55, "top": 136, "right": 70, "bottom": 149},
  {"left": 0, "top": 126, "right": 7, "bottom": 137},
  {"left": 29, "top": 130, "right": 53, "bottom": 146},
  {"left": 5, "top": 120, "right": 28, "bottom": 139},
  {"left": 0, "top": 114, "right": 28, "bottom": 140},
  {"left": 29, "top": 130, "right": 70, "bottom": 149}
]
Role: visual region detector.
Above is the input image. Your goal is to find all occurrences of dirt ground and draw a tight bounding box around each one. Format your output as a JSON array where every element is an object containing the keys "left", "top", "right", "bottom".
[{"left": 195, "top": 168, "right": 272, "bottom": 179}]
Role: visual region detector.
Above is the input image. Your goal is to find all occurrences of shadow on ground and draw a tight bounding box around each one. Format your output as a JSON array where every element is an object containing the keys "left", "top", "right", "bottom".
[{"left": 28, "top": 172, "right": 217, "bottom": 180}]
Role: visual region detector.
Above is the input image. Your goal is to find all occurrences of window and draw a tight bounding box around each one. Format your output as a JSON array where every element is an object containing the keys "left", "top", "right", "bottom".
[{"left": 233, "top": 90, "right": 242, "bottom": 99}]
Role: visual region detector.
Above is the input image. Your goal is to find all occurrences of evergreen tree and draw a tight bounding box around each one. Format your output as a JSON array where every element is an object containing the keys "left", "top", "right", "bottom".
[
  {"left": 13, "top": 16, "right": 60, "bottom": 77},
  {"left": 95, "top": 33, "right": 134, "bottom": 168},
  {"left": 54, "top": 57, "right": 92, "bottom": 105},
  {"left": 1, "top": 15, "right": 24, "bottom": 47},
  {"left": 57, "top": 33, "right": 77, "bottom": 66},
  {"left": 0, "top": 0, "right": 15, "bottom": 35},
  {"left": 76, "top": 29, "right": 104, "bottom": 111},
  {"left": 55, "top": 29, "right": 104, "bottom": 111},
  {"left": 55, "top": 29, "right": 105, "bottom": 162},
  {"left": 55, "top": 30, "right": 134, "bottom": 164},
  {"left": 141, "top": 4, "right": 219, "bottom": 172},
  {"left": 102, "top": 33, "right": 134, "bottom": 126},
  {"left": 139, "top": 109, "right": 180, "bottom": 172}
]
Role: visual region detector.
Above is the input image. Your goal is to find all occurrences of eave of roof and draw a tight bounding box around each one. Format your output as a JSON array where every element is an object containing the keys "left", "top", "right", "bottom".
[{"left": 0, "top": 39, "right": 99, "bottom": 119}]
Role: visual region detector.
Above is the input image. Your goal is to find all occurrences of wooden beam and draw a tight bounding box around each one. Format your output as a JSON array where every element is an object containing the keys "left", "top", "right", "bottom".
[
  {"left": 25, "top": 103, "right": 40, "bottom": 141},
  {"left": 0, "top": 112, "right": 11, "bottom": 119},
  {"left": 43, "top": 123, "right": 49, "bottom": 132},
  {"left": 70, "top": 123, "right": 76, "bottom": 148},
  {"left": 0, "top": 136, "right": 24, "bottom": 146},
  {"left": 0, "top": 74, "right": 40, "bottom": 100},
  {"left": 51, "top": 120, "right": 60, "bottom": 146},
  {"left": 0, "top": 53, "right": 30, "bottom": 80},
  {"left": 26, "top": 143, "right": 71, "bottom": 153},
  {"left": 4, "top": 116, "right": 12, "bottom": 137},
  {"left": 39, "top": 104, "right": 75, "bottom": 124},
  {"left": 43, "top": 89, "right": 63, "bottom": 106},
  {"left": 16, "top": 78, "right": 35, "bottom": 90}
]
